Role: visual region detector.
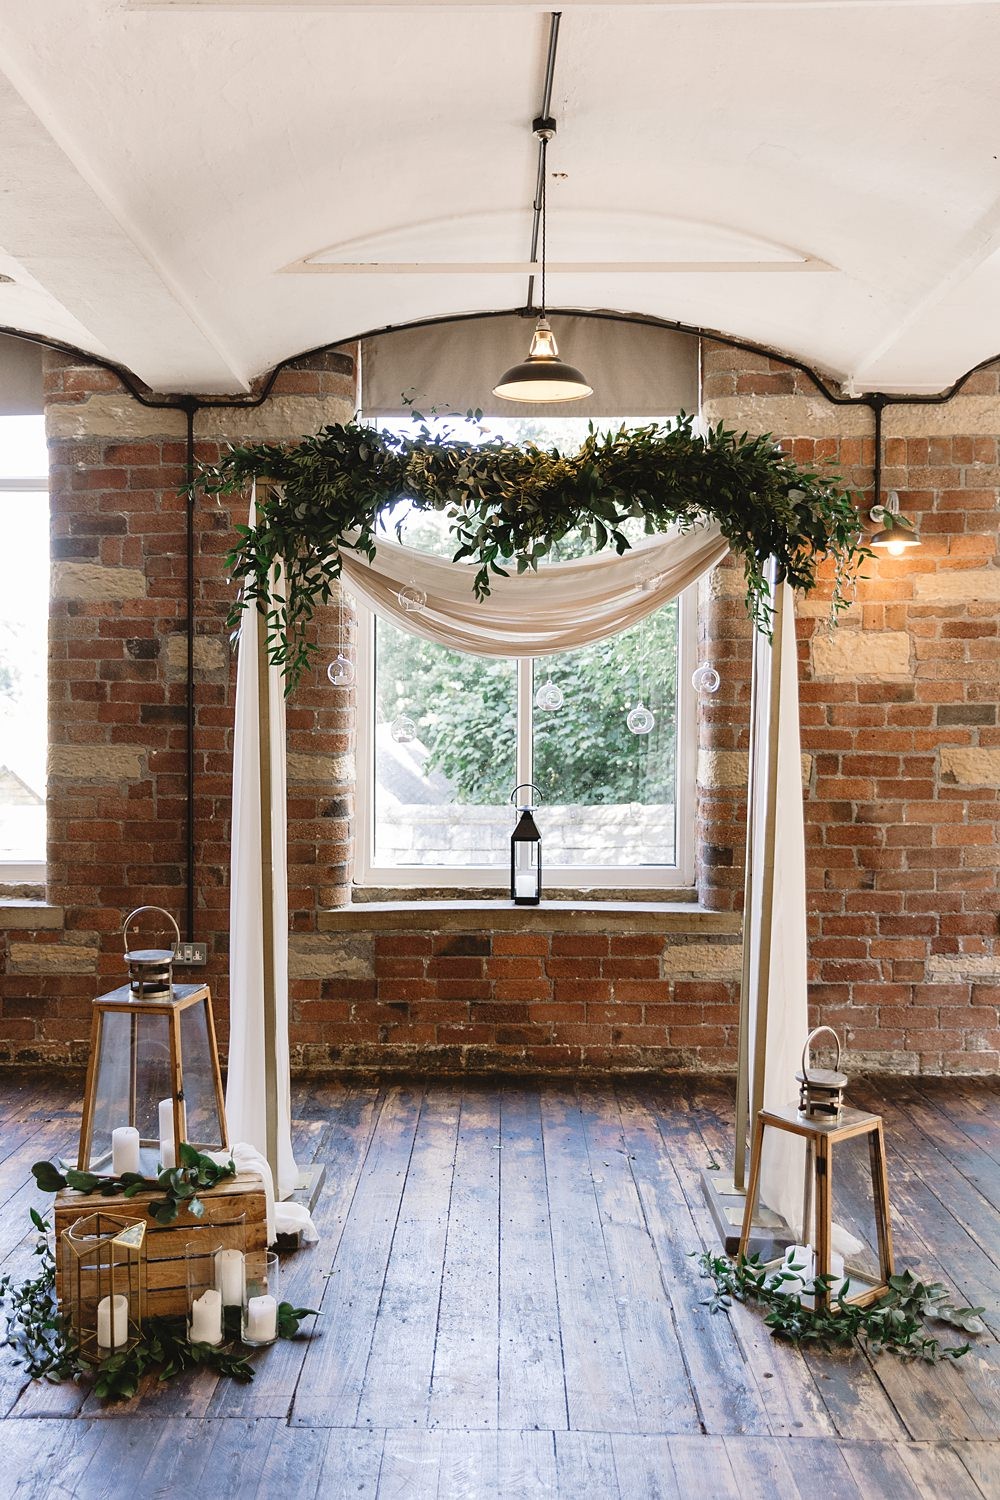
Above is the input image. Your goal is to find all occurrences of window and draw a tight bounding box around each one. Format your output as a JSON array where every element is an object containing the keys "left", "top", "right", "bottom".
[
  {"left": 0, "top": 415, "right": 48, "bottom": 883},
  {"left": 353, "top": 416, "right": 696, "bottom": 891}
]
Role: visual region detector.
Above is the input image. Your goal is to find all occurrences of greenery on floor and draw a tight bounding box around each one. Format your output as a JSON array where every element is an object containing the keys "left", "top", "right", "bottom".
[
  {"left": 696, "top": 1250, "right": 985, "bottom": 1364},
  {"left": 0, "top": 1210, "right": 317, "bottom": 1403}
]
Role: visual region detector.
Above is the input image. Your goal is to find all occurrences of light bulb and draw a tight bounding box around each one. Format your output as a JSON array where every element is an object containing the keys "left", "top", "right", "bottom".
[
  {"left": 535, "top": 678, "right": 564, "bottom": 712},
  {"left": 626, "top": 701, "right": 655, "bottom": 736},
  {"left": 692, "top": 664, "right": 721, "bottom": 694},
  {"left": 390, "top": 714, "right": 417, "bottom": 744},
  {"left": 327, "top": 654, "right": 355, "bottom": 687},
  {"left": 886, "top": 538, "right": 908, "bottom": 558},
  {"left": 397, "top": 584, "right": 427, "bottom": 614}
]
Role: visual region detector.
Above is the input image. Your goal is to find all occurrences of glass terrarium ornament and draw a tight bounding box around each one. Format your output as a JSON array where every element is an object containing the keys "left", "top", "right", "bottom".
[
  {"left": 626, "top": 700, "right": 655, "bottom": 736},
  {"left": 534, "top": 676, "right": 564, "bottom": 712},
  {"left": 327, "top": 654, "right": 355, "bottom": 687},
  {"left": 60, "top": 1212, "right": 146, "bottom": 1364},
  {"left": 397, "top": 583, "right": 427, "bottom": 614},
  {"left": 390, "top": 714, "right": 417, "bottom": 744},
  {"left": 638, "top": 569, "right": 665, "bottom": 594},
  {"left": 692, "top": 663, "right": 721, "bottom": 694},
  {"left": 76, "top": 910, "right": 228, "bottom": 1177}
]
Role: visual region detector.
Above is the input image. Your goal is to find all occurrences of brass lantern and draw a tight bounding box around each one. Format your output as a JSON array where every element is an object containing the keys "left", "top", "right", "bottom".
[
  {"left": 77, "top": 917, "right": 228, "bottom": 1175},
  {"left": 60, "top": 1212, "right": 146, "bottom": 1363},
  {"left": 123, "top": 906, "right": 180, "bottom": 999},
  {"left": 796, "top": 1025, "right": 849, "bottom": 1121}
]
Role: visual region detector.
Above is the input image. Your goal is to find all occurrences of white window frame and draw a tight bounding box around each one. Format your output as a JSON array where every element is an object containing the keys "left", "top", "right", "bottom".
[
  {"left": 353, "top": 584, "right": 698, "bottom": 891},
  {"left": 0, "top": 469, "right": 48, "bottom": 887}
]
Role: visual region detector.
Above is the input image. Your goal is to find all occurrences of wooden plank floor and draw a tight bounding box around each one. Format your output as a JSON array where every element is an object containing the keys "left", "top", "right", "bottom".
[{"left": 0, "top": 1074, "right": 998, "bottom": 1499}]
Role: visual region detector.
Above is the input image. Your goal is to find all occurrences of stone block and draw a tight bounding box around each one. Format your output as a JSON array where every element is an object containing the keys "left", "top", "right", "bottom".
[
  {"left": 661, "top": 941, "right": 742, "bottom": 980},
  {"left": 288, "top": 934, "right": 374, "bottom": 980},
  {"left": 52, "top": 563, "right": 147, "bottom": 602},
  {"left": 287, "top": 752, "right": 354, "bottom": 785},
  {"left": 940, "top": 748, "right": 1000, "bottom": 787},
  {"left": 48, "top": 745, "right": 145, "bottom": 780},
  {"left": 0, "top": 903, "right": 65, "bottom": 930},
  {"left": 926, "top": 954, "right": 1000, "bottom": 984},
  {"left": 913, "top": 569, "right": 1000, "bottom": 604},
  {"left": 46, "top": 395, "right": 187, "bottom": 441},
  {"left": 811, "top": 630, "right": 910, "bottom": 678},
  {"left": 7, "top": 942, "right": 98, "bottom": 975},
  {"left": 697, "top": 750, "right": 748, "bottom": 789},
  {"left": 165, "top": 634, "right": 229, "bottom": 674}
]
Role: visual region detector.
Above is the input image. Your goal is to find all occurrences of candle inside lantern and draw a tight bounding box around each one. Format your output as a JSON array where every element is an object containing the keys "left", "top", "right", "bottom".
[
  {"left": 776, "top": 1244, "right": 848, "bottom": 1306},
  {"left": 96, "top": 1292, "right": 129, "bottom": 1349},
  {"left": 244, "top": 1293, "right": 278, "bottom": 1344},
  {"left": 215, "top": 1248, "right": 245, "bottom": 1306},
  {"left": 190, "top": 1287, "right": 223, "bottom": 1346},
  {"left": 515, "top": 872, "right": 535, "bottom": 899},
  {"left": 111, "top": 1125, "right": 141, "bottom": 1176},
  {"left": 158, "top": 1097, "right": 187, "bottom": 1169}
]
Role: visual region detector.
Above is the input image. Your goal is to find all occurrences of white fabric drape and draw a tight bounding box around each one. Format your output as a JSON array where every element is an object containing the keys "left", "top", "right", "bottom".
[
  {"left": 744, "top": 577, "right": 809, "bottom": 1236},
  {"left": 227, "top": 496, "right": 299, "bottom": 1204},
  {"left": 339, "top": 523, "right": 728, "bottom": 657}
]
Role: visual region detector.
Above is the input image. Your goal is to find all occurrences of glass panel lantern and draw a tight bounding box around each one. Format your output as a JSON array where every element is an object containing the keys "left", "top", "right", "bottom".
[
  {"left": 510, "top": 782, "right": 543, "bottom": 906},
  {"left": 60, "top": 1212, "right": 145, "bottom": 1363},
  {"left": 78, "top": 982, "right": 228, "bottom": 1176}
]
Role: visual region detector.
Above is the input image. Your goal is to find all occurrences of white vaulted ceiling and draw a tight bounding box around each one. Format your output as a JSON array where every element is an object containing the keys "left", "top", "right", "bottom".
[{"left": 0, "top": 0, "right": 998, "bottom": 394}]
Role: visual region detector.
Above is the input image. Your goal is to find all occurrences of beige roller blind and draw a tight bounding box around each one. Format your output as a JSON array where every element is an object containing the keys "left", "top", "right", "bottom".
[
  {"left": 0, "top": 334, "right": 43, "bottom": 416},
  {"left": 361, "top": 313, "right": 698, "bottom": 421}
]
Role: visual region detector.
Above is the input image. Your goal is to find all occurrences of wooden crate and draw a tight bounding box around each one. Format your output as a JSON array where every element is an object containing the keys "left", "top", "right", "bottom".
[{"left": 54, "top": 1173, "right": 268, "bottom": 1320}]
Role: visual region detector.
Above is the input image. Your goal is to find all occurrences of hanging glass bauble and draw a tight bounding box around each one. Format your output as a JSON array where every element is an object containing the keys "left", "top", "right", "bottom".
[
  {"left": 327, "top": 654, "right": 355, "bottom": 687},
  {"left": 691, "top": 663, "right": 721, "bottom": 694},
  {"left": 626, "top": 701, "right": 655, "bottom": 736},
  {"left": 638, "top": 569, "right": 665, "bottom": 594},
  {"left": 390, "top": 714, "right": 417, "bottom": 744},
  {"left": 535, "top": 678, "right": 564, "bottom": 712},
  {"left": 397, "top": 584, "right": 427, "bottom": 614}
]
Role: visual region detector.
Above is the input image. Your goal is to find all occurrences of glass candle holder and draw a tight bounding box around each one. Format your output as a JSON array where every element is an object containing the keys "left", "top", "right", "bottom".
[
  {"left": 242, "top": 1250, "right": 280, "bottom": 1347},
  {"left": 61, "top": 1213, "right": 145, "bottom": 1364},
  {"left": 184, "top": 1215, "right": 246, "bottom": 1346},
  {"left": 185, "top": 1239, "right": 225, "bottom": 1347}
]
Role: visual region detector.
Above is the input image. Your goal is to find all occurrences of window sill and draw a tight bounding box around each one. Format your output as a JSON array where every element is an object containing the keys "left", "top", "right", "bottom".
[
  {"left": 0, "top": 899, "right": 65, "bottom": 930},
  {"left": 319, "top": 899, "right": 741, "bottom": 935}
]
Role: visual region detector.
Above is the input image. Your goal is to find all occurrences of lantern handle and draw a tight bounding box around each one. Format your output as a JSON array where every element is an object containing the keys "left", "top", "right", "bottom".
[
  {"left": 510, "top": 782, "right": 543, "bottom": 808},
  {"left": 801, "top": 1025, "right": 842, "bottom": 1081},
  {"left": 122, "top": 906, "right": 181, "bottom": 957}
]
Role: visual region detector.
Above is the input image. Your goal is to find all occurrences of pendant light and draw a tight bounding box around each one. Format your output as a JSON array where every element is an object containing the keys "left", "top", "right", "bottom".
[
  {"left": 493, "top": 117, "right": 593, "bottom": 403},
  {"left": 870, "top": 491, "right": 920, "bottom": 556}
]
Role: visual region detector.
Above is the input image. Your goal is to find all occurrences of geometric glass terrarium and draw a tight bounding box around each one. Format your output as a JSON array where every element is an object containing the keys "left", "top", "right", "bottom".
[
  {"left": 60, "top": 1212, "right": 146, "bottom": 1363},
  {"left": 77, "top": 982, "right": 228, "bottom": 1176}
]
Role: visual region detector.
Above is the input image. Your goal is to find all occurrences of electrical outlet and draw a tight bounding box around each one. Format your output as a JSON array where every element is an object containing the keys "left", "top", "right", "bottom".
[{"left": 175, "top": 942, "right": 208, "bottom": 965}]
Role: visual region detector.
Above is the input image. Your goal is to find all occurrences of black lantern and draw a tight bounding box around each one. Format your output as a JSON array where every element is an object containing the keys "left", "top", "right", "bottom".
[{"left": 510, "top": 783, "right": 543, "bottom": 906}]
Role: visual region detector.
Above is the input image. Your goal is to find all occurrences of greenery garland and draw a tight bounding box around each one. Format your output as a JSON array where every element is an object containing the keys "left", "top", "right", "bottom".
[
  {"left": 31, "top": 1144, "right": 238, "bottom": 1225},
  {"left": 0, "top": 1209, "right": 318, "bottom": 1403},
  {"left": 696, "top": 1250, "right": 985, "bottom": 1363},
  {"left": 192, "top": 412, "right": 869, "bottom": 689}
]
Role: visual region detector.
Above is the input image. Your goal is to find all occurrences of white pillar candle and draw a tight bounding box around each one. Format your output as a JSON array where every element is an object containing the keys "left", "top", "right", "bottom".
[
  {"left": 190, "top": 1287, "right": 223, "bottom": 1346},
  {"left": 778, "top": 1243, "right": 815, "bottom": 1298},
  {"left": 96, "top": 1292, "right": 129, "bottom": 1349},
  {"left": 215, "top": 1248, "right": 245, "bottom": 1306},
  {"left": 159, "top": 1097, "right": 176, "bottom": 1168},
  {"left": 515, "top": 873, "right": 536, "bottom": 899},
  {"left": 244, "top": 1294, "right": 278, "bottom": 1343},
  {"left": 111, "top": 1126, "right": 141, "bottom": 1176}
]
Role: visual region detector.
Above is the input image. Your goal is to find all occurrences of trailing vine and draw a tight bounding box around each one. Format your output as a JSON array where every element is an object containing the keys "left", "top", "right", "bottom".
[
  {"left": 0, "top": 1211, "right": 319, "bottom": 1403},
  {"left": 697, "top": 1250, "right": 985, "bottom": 1363},
  {"left": 31, "top": 1144, "right": 238, "bottom": 1225},
  {"left": 191, "top": 412, "right": 869, "bottom": 688}
]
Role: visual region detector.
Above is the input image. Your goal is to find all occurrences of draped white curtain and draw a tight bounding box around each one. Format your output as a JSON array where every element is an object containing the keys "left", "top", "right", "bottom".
[
  {"left": 743, "top": 577, "right": 809, "bottom": 1235},
  {"left": 339, "top": 524, "right": 728, "bottom": 657},
  {"left": 228, "top": 498, "right": 299, "bottom": 1204}
]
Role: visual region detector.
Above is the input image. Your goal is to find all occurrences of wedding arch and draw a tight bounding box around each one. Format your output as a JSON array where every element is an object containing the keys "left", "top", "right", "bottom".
[{"left": 196, "top": 413, "right": 866, "bottom": 1238}]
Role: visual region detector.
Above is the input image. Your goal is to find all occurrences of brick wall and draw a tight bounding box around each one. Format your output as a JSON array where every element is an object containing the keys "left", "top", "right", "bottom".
[{"left": 0, "top": 335, "right": 997, "bottom": 1077}]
